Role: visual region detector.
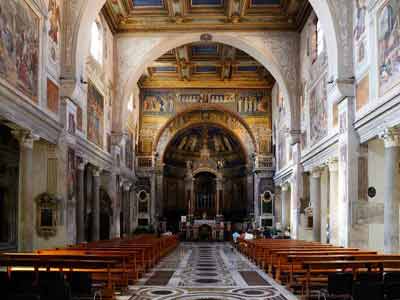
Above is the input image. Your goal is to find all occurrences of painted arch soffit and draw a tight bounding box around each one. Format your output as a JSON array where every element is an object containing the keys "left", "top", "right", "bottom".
[{"left": 153, "top": 107, "right": 258, "bottom": 157}]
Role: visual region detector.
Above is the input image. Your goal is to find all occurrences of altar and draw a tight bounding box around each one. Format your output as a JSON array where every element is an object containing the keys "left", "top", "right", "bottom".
[{"left": 182, "top": 219, "right": 225, "bottom": 241}]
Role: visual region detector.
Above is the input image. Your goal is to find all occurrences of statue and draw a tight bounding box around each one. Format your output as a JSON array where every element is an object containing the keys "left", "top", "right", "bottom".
[{"left": 186, "top": 160, "right": 193, "bottom": 170}]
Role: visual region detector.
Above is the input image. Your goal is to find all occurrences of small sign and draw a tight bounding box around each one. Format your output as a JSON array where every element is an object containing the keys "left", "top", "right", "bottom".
[
  {"left": 181, "top": 216, "right": 187, "bottom": 223},
  {"left": 368, "top": 187, "right": 376, "bottom": 198}
]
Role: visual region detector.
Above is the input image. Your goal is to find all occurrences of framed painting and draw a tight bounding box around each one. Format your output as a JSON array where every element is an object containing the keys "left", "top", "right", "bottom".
[{"left": 0, "top": 0, "right": 40, "bottom": 102}]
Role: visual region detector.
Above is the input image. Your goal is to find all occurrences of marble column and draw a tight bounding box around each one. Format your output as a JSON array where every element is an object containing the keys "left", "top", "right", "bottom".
[
  {"left": 281, "top": 183, "right": 289, "bottom": 229},
  {"left": 92, "top": 168, "right": 101, "bottom": 241},
  {"left": 122, "top": 182, "right": 131, "bottom": 237},
  {"left": 216, "top": 177, "right": 223, "bottom": 218},
  {"left": 289, "top": 140, "right": 302, "bottom": 240},
  {"left": 328, "top": 159, "right": 339, "bottom": 246},
  {"left": 337, "top": 97, "right": 359, "bottom": 247},
  {"left": 310, "top": 168, "right": 322, "bottom": 242},
  {"left": 381, "top": 127, "right": 400, "bottom": 253},
  {"left": 253, "top": 172, "right": 261, "bottom": 226},
  {"left": 76, "top": 159, "right": 87, "bottom": 243},
  {"left": 14, "top": 131, "right": 39, "bottom": 251},
  {"left": 246, "top": 170, "right": 254, "bottom": 218},
  {"left": 185, "top": 175, "right": 194, "bottom": 220}
]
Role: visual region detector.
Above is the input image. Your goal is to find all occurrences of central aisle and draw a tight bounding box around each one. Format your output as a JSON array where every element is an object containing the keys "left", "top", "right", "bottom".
[{"left": 124, "top": 243, "right": 297, "bottom": 300}]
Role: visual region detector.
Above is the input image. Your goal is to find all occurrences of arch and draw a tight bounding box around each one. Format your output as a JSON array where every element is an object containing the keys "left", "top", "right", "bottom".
[
  {"left": 155, "top": 110, "right": 256, "bottom": 163},
  {"left": 193, "top": 169, "right": 220, "bottom": 178},
  {"left": 72, "top": 0, "right": 345, "bottom": 131},
  {"left": 117, "top": 33, "right": 294, "bottom": 132},
  {"left": 160, "top": 121, "right": 250, "bottom": 166},
  {"left": 308, "top": 0, "right": 343, "bottom": 79}
]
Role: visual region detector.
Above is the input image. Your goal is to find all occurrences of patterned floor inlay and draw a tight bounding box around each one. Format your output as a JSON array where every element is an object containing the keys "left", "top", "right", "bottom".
[
  {"left": 120, "top": 243, "right": 298, "bottom": 300},
  {"left": 144, "top": 271, "right": 174, "bottom": 285},
  {"left": 239, "top": 271, "right": 271, "bottom": 286}
]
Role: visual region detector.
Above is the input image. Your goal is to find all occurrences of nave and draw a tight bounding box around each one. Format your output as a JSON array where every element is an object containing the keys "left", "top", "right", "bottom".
[{"left": 129, "top": 242, "right": 294, "bottom": 300}]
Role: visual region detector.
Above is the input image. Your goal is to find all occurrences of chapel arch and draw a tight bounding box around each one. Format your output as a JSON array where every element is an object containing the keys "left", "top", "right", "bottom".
[{"left": 152, "top": 106, "right": 258, "bottom": 162}]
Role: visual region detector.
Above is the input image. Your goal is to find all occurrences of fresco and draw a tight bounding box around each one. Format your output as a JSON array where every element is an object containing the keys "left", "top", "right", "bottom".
[
  {"left": 0, "top": 0, "right": 39, "bottom": 102},
  {"left": 141, "top": 89, "right": 270, "bottom": 116},
  {"left": 309, "top": 76, "right": 328, "bottom": 145},
  {"left": 356, "top": 74, "right": 370, "bottom": 111},
  {"left": 354, "top": 0, "right": 367, "bottom": 42},
  {"left": 87, "top": 82, "right": 104, "bottom": 148},
  {"left": 47, "top": 0, "right": 61, "bottom": 63},
  {"left": 67, "top": 149, "right": 76, "bottom": 201},
  {"left": 378, "top": 0, "right": 400, "bottom": 96},
  {"left": 46, "top": 79, "right": 59, "bottom": 114}
]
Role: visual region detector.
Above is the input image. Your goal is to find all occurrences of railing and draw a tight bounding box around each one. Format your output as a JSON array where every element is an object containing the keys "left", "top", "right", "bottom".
[{"left": 136, "top": 156, "right": 153, "bottom": 169}]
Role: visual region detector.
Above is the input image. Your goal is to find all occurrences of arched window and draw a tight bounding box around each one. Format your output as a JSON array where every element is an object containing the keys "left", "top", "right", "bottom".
[
  {"left": 312, "top": 17, "right": 325, "bottom": 63},
  {"left": 127, "top": 94, "right": 134, "bottom": 112},
  {"left": 90, "top": 21, "right": 103, "bottom": 64},
  {"left": 316, "top": 19, "right": 325, "bottom": 56}
]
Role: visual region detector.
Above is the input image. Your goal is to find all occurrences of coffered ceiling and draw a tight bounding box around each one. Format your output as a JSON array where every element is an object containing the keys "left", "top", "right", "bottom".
[
  {"left": 138, "top": 42, "right": 275, "bottom": 88},
  {"left": 102, "top": 0, "right": 311, "bottom": 32}
]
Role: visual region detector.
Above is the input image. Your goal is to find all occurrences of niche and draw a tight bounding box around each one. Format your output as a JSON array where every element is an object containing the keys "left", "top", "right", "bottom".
[
  {"left": 138, "top": 190, "right": 149, "bottom": 213},
  {"left": 35, "top": 193, "right": 59, "bottom": 239}
]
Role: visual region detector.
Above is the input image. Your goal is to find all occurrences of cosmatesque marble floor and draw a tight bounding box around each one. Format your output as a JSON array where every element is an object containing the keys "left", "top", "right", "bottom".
[{"left": 117, "top": 242, "right": 298, "bottom": 300}]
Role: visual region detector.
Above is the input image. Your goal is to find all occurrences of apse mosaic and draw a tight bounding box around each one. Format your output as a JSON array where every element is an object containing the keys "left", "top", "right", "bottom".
[
  {"left": 164, "top": 126, "right": 246, "bottom": 168},
  {"left": 378, "top": 0, "right": 400, "bottom": 96},
  {"left": 0, "top": 0, "right": 39, "bottom": 102}
]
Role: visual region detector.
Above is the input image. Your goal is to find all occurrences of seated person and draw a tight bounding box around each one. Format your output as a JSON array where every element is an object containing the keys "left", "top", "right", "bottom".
[{"left": 232, "top": 231, "right": 240, "bottom": 243}]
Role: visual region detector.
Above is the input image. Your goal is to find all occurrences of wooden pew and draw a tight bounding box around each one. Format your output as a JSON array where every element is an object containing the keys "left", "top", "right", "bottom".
[
  {"left": 301, "top": 260, "right": 400, "bottom": 299},
  {"left": 0, "top": 255, "right": 120, "bottom": 299}
]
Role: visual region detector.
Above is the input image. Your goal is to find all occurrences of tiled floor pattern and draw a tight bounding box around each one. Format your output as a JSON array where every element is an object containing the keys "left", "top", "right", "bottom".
[{"left": 122, "top": 243, "right": 297, "bottom": 300}]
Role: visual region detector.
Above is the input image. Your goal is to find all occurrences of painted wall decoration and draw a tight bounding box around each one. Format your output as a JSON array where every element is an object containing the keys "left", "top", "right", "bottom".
[
  {"left": 77, "top": 106, "right": 83, "bottom": 131},
  {"left": 47, "top": 0, "right": 60, "bottom": 63},
  {"left": 141, "top": 88, "right": 270, "bottom": 116},
  {"left": 0, "top": 0, "right": 39, "bottom": 102},
  {"left": 46, "top": 78, "right": 59, "bottom": 114},
  {"left": 356, "top": 73, "right": 370, "bottom": 111},
  {"left": 87, "top": 82, "right": 104, "bottom": 148},
  {"left": 67, "top": 149, "right": 76, "bottom": 200},
  {"left": 309, "top": 76, "right": 328, "bottom": 145},
  {"left": 378, "top": 0, "right": 400, "bottom": 95},
  {"left": 354, "top": 0, "right": 368, "bottom": 67},
  {"left": 354, "top": 0, "right": 367, "bottom": 42}
]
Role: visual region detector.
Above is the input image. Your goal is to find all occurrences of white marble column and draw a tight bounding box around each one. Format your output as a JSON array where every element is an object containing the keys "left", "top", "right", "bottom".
[
  {"left": 76, "top": 159, "right": 87, "bottom": 243},
  {"left": 328, "top": 159, "right": 339, "bottom": 246},
  {"left": 281, "top": 183, "right": 289, "bottom": 229},
  {"left": 310, "top": 168, "right": 322, "bottom": 242},
  {"left": 14, "top": 131, "right": 39, "bottom": 251},
  {"left": 337, "top": 97, "right": 359, "bottom": 247},
  {"left": 381, "top": 127, "right": 400, "bottom": 253},
  {"left": 92, "top": 168, "right": 101, "bottom": 241}
]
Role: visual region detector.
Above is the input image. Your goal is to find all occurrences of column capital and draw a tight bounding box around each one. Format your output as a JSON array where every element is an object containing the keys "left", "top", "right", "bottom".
[
  {"left": 123, "top": 181, "right": 132, "bottom": 191},
  {"left": 327, "top": 158, "right": 339, "bottom": 173},
  {"left": 92, "top": 167, "right": 102, "bottom": 177},
  {"left": 12, "top": 129, "right": 40, "bottom": 149},
  {"left": 380, "top": 127, "right": 400, "bottom": 148},
  {"left": 77, "top": 158, "right": 88, "bottom": 171},
  {"left": 310, "top": 167, "right": 322, "bottom": 178},
  {"left": 281, "top": 182, "right": 290, "bottom": 191}
]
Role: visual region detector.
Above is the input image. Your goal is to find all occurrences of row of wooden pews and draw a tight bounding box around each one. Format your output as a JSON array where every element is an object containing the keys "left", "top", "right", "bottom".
[
  {"left": 236, "top": 238, "right": 400, "bottom": 299},
  {"left": 0, "top": 234, "right": 179, "bottom": 300}
]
